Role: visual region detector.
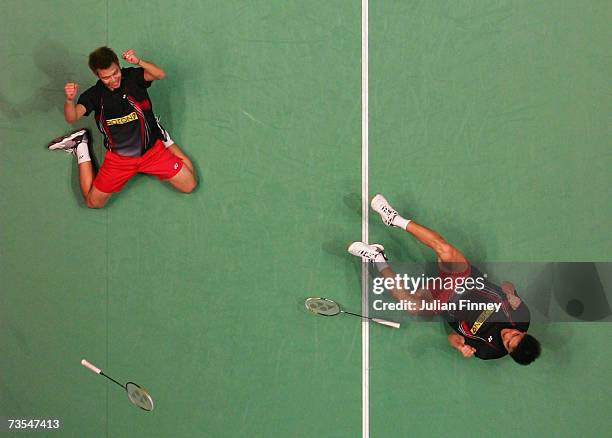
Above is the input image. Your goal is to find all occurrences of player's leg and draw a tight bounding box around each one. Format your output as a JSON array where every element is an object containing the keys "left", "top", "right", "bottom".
[
  {"left": 166, "top": 164, "right": 197, "bottom": 193},
  {"left": 157, "top": 120, "right": 198, "bottom": 184},
  {"left": 347, "top": 241, "right": 434, "bottom": 315},
  {"left": 140, "top": 140, "right": 197, "bottom": 193},
  {"left": 78, "top": 161, "right": 112, "bottom": 208},
  {"left": 371, "top": 194, "right": 468, "bottom": 272},
  {"left": 406, "top": 222, "right": 468, "bottom": 272},
  {"left": 87, "top": 147, "right": 140, "bottom": 208},
  {"left": 377, "top": 264, "right": 435, "bottom": 316},
  {"left": 77, "top": 160, "right": 94, "bottom": 197},
  {"left": 167, "top": 143, "right": 195, "bottom": 175},
  {"left": 165, "top": 143, "right": 197, "bottom": 193},
  {"left": 49, "top": 129, "right": 113, "bottom": 208}
]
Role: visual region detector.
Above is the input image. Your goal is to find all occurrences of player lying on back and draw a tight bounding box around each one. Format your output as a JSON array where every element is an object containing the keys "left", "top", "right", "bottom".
[{"left": 348, "top": 194, "right": 541, "bottom": 365}]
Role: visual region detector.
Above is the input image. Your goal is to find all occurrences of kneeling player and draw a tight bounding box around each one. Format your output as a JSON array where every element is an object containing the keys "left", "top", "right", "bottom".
[{"left": 49, "top": 46, "right": 197, "bottom": 208}]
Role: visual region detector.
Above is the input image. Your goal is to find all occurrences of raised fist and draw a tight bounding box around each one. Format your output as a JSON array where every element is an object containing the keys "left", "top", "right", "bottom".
[
  {"left": 121, "top": 49, "right": 140, "bottom": 65},
  {"left": 506, "top": 294, "right": 521, "bottom": 310},
  {"left": 64, "top": 82, "right": 78, "bottom": 101},
  {"left": 500, "top": 281, "right": 516, "bottom": 296},
  {"left": 459, "top": 344, "right": 476, "bottom": 358}
]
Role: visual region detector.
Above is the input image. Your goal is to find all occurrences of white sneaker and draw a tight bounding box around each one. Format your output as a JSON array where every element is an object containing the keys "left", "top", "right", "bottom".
[
  {"left": 347, "top": 241, "right": 387, "bottom": 262},
  {"left": 48, "top": 129, "right": 88, "bottom": 153},
  {"left": 371, "top": 194, "right": 398, "bottom": 227}
]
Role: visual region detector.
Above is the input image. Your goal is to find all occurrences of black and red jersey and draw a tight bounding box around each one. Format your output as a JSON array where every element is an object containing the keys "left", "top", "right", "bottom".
[
  {"left": 77, "top": 67, "right": 162, "bottom": 157},
  {"left": 445, "top": 266, "right": 531, "bottom": 360}
]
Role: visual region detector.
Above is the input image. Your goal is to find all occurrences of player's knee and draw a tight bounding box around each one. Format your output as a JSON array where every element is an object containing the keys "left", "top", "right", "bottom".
[
  {"left": 180, "top": 178, "right": 197, "bottom": 194},
  {"left": 188, "top": 175, "right": 200, "bottom": 193},
  {"left": 86, "top": 196, "right": 107, "bottom": 209}
]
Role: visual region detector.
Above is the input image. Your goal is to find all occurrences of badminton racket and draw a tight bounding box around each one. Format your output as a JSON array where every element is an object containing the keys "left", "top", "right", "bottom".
[
  {"left": 305, "top": 297, "right": 400, "bottom": 328},
  {"left": 81, "top": 359, "right": 154, "bottom": 411}
]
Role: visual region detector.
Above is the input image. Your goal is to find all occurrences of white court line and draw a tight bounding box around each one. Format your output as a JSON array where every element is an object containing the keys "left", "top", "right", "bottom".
[{"left": 361, "top": 0, "right": 369, "bottom": 437}]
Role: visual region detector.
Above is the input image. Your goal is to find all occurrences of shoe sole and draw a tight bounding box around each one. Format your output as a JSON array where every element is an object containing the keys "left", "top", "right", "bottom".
[
  {"left": 48, "top": 128, "right": 87, "bottom": 150},
  {"left": 347, "top": 241, "right": 385, "bottom": 258}
]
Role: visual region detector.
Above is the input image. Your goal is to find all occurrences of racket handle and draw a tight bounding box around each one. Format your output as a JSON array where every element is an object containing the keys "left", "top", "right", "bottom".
[
  {"left": 81, "top": 359, "right": 101, "bottom": 374},
  {"left": 372, "top": 318, "right": 400, "bottom": 329}
]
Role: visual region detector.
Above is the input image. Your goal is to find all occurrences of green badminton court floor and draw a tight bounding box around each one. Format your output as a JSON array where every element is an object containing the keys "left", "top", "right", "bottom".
[{"left": 1, "top": 1, "right": 610, "bottom": 437}]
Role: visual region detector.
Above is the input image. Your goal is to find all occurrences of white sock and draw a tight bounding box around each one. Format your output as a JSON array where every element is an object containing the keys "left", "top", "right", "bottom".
[
  {"left": 75, "top": 141, "right": 91, "bottom": 164},
  {"left": 392, "top": 215, "right": 411, "bottom": 230}
]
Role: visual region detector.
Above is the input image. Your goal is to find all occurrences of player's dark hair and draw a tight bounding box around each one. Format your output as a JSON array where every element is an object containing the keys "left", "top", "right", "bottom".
[
  {"left": 510, "top": 334, "right": 541, "bottom": 365},
  {"left": 88, "top": 47, "right": 119, "bottom": 73}
]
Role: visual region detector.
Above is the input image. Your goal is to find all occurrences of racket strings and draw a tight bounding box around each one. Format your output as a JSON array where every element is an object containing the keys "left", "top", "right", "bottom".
[
  {"left": 127, "top": 384, "right": 154, "bottom": 411},
  {"left": 306, "top": 298, "right": 340, "bottom": 315}
]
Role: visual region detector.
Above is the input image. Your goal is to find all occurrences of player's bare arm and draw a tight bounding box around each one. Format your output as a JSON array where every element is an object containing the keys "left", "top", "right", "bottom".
[
  {"left": 63, "top": 82, "right": 86, "bottom": 123},
  {"left": 448, "top": 333, "right": 476, "bottom": 358},
  {"left": 122, "top": 49, "right": 165, "bottom": 81},
  {"left": 501, "top": 281, "right": 522, "bottom": 310}
]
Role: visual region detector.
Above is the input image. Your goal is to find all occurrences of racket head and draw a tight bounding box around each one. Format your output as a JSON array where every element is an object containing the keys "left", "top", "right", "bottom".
[
  {"left": 304, "top": 297, "right": 341, "bottom": 316},
  {"left": 125, "top": 382, "right": 154, "bottom": 411}
]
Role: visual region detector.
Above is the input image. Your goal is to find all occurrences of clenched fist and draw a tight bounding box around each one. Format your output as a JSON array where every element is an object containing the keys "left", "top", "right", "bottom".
[
  {"left": 501, "top": 281, "right": 521, "bottom": 310},
  {"left": 453, "top": 335, "right": 476, "bottom": 358},
  {"left": 64, "top": 82, "right": 78, "bottom": 101},
  {"left": 459, "top": 344, "right": 476, "bottom": 358},
  {"left": 121, "top": 49, "right": 140, "bottom": 65}
]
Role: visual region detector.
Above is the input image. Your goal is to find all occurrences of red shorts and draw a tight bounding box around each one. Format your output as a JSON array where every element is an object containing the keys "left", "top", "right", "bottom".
[
  {"left": 429, "top": 263, "right": 472, "bottom": 306},
  {"left": 93, "top": 140, "right": 183, "bottom": 193}
]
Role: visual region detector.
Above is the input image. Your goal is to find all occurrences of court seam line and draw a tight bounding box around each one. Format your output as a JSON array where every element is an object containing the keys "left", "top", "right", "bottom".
[
  {"left": 105, "top": 2, "right": 110, "bottom": 437},
  {"left": 105, "top": 212, "right": 110, "bottom": 438},
  {"left": 361, "top": 1, "right": 370, "bottom": 437}
]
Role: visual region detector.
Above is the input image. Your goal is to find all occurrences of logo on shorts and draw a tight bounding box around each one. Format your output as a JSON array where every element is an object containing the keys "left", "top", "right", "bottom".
[
  {"left": 488, "top": 336, "right": 493, "bottom": 342},
  {"left": 174, "top": 163, "right": 179, "bottom": 170}
]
